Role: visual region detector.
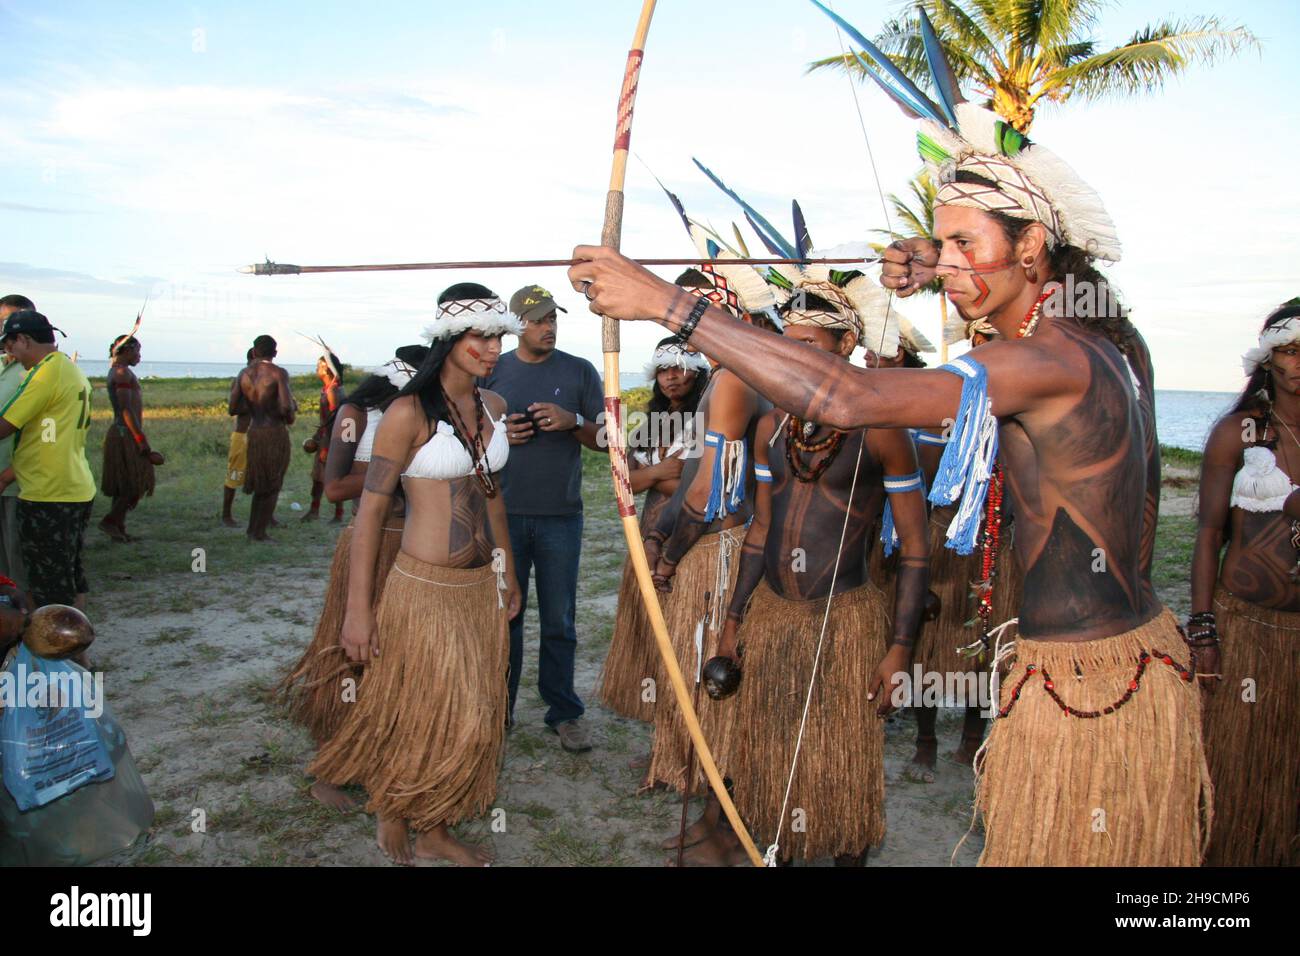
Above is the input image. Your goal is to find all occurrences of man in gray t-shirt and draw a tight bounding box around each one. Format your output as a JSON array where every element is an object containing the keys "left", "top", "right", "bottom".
[{"left": 481, "top": 284, "right": 603, "bottom": 752}]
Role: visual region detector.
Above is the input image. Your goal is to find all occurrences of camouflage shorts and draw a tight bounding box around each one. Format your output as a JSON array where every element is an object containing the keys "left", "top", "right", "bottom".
[{"left": 17, "top": 499, "right": 93, "bottom": 607}]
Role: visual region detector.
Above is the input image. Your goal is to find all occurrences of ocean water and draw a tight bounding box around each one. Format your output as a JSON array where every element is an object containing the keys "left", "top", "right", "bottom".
[
  {"left": 1154, "top": 390, "right": 1235, "bottom": 452},
  {"left": 74, "top": 360, "right": 1230, "bottom": 453}
]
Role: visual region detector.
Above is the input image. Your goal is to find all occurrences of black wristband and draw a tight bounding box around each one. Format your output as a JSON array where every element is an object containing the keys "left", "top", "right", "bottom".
[{"left": 676, "top": 297, "right": 710, "bottom": 343}]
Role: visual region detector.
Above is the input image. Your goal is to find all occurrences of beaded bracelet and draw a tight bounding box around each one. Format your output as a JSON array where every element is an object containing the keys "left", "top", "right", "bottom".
[{"left": 675, "top": 297, "right": 710, "bottom": 344}]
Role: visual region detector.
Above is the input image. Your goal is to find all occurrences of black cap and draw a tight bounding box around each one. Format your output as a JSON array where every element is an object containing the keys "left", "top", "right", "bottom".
[{"left": 1, "top": 310, "right": 65, "bottom": 341}]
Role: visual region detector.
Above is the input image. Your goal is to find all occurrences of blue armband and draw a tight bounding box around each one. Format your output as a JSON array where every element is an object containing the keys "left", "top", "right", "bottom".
[
  {"left": 703, "top": 430, "right": 748, "bottom": 522},
  {"left": 880, "top": 470, "right": 925, "bottom": 556},
  {"left": 929, "top": 357, "right": 999, "bottom": 555}
]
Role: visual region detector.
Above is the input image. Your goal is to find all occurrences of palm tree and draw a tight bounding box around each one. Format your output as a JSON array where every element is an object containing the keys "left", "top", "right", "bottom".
[{"left": 809, "top": 0, "right": 1258, "bottom": 132}]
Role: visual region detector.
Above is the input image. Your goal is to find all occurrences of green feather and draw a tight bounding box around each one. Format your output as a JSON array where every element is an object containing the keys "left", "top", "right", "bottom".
[
  {"left": 994, "top": 121, "right": 1028, "bottom": 157},
  {"left": 917, "top": 132, "right": 951, "bottom": 166}
]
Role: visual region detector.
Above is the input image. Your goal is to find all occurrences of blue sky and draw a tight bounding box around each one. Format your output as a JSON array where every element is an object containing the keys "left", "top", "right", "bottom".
[{"left": 0, "top": 0, "right": 1295, "bottom": 392}]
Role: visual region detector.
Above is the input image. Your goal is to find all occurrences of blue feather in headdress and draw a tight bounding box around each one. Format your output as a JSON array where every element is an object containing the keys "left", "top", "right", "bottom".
[
  {"left": 745, "top": 212, "right": 788, "bottom": 259},
  {"left": 917, "top": 8, "right": 962, "bottom": 128},
  {"left": 692, "top": 158, "right": 798, "bottom": 260},
  {"left": 792, "top": 200, "right": 813, "bottom": 261},
  {"left": 807, "top": 0, "right": 952, "bottom": 129}
]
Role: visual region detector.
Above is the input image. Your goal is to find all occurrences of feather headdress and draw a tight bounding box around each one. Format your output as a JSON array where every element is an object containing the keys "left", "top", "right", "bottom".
[
  {"left": 1241, "top": 298, "right": 1300, "bottom": 374},
  {"left": 810, "top": 2, "right": 1121, "bottom": 262},
  {"left": 650, "top": 169, "right": 779, "bottom": 324},
  {"left": 690, "top": 159, "right": 894, "bottom": 353},
  {"left": 422, "top": 290, "right": 523, "bottom": 342},
  {"left": 896, "top": 315, "right": 935, "bottom": 357},
  {"left": 375, "top": 358, "right": 418, "bottom": 389},
  {"left": 296, "top": 331, "right": 341, "bottom": 379},
  {"left": 110, "top": 296, "right": 147, "bottom": 357},
  {"left": 644, "top": 341, "right": 711, "bottom": 384}
]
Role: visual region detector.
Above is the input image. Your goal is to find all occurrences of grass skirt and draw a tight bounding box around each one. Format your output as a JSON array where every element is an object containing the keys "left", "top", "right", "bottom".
[
  {"left": 598, "top": 557, "right": 662, "bottom": 722},
  {"left": 243, "top": 424, "right": 291, "bottom": 495},
  {"left": 729, "top": 579, "right": 889, "bottom": 860},
  {"left": 279, "top": 517, "right": 406, "bottom": 745},
  {"left": 1202, "top": 586, "right": 1300, "bottom": 866},
  {"left": 644, "top": 526, "right": 745, "bottom": 793},
  {"left": 100, "top": 426, "right": 155, "bottom": 503},
  {"left": 976, "top": 609, "right": 1212, "bottom": 866},
  {"left": 308, "top": 552, "right": 508, "bottom": 830}
]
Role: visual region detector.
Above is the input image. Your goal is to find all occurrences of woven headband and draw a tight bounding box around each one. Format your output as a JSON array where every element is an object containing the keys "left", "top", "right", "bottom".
[{"left": 936, "top": 154, "right": 1062, "bottom": 247}]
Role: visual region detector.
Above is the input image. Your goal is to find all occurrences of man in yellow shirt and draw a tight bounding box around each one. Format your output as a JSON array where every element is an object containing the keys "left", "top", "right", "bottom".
[{"left": 0, "top": 310, "right": 95, "bottom": 609}]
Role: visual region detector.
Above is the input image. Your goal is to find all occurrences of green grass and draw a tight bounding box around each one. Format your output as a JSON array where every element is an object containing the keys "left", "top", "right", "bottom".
[
  {"left": 1160, "top": 444, "right": 1203, "bottom": 468},
  {"left": 1152, "top": 513, "right": 1198, "bottom": 615}
]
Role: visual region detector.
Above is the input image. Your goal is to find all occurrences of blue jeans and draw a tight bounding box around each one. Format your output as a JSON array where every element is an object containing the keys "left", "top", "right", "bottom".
[{"left": 507, "top": 513, "right": 585, "bottom": 726}]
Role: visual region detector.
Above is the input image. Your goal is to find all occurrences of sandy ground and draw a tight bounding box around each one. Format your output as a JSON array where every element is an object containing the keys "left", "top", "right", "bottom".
[{"left": 80, "top": 469, "right": 1199, "bottom": 868}]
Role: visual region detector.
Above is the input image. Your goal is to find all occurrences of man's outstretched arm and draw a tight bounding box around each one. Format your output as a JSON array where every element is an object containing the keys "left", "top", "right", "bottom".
[{"left": 569, "top": 245, "right": 960, "bottom": 430}]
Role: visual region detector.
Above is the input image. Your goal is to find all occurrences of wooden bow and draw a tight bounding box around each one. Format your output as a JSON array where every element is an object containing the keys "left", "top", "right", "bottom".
[{"left": 597, "top": 0, "right": 763, "bottom": 868}]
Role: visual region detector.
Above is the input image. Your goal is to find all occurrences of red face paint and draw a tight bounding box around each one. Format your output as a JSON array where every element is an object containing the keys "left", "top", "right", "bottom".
[
  {"left": 466, "top": 346, "right": 482, "bottom": 361},
  {"left": 960, "top": 252, "right": 1017, "bottom": 308}
]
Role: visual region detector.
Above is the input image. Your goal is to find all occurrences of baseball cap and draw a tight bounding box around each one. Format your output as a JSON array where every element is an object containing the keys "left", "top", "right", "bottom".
[
  {"left": 509, "top": 285, "right": 568, "bottom": 323},
  {"left": 1, "top": 310, "right": 66, "bottom": 341}
]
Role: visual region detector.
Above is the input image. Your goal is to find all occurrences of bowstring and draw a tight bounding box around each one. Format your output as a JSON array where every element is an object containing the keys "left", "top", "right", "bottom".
[{"left": 765, "top": 4, "right": 900, "bottom": 866}]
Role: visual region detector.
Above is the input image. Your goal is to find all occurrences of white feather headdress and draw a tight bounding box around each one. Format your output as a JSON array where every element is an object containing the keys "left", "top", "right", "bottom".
[
  {"left": 375, "top": 358, "right": 418, "bottom": 389},
  {"left": 422, "top": 293, "right": 523, "bottom": 342},
  {"left": 644, "top": 341, "right": 711, "bottom": 383},
  {"left": 810, "top": 2, "right": 1120, "bottom": 263}
]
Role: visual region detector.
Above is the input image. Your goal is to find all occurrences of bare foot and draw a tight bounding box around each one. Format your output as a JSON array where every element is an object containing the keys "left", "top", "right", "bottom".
[
  {"left": 330, "top": 513, "right": 344, "bottom": 524},
  {"left": 309, "top": 781, "right": 360, "bottom": 812},
  {"left": 413, "top": 825, "right": 493, "bottom": 866},
  {"left": 247, "top": 532, "right": 273, "bottom": 543},
  {"left": 949, "top": 733, "right": 984, "bottom": 767},
  {"left": 300, "top": 510, "right": 319, "bottom": 523},
  {"left": 662, "top": 808, "right": 714, "bottom": 851},
  {"left": 667, "top": 829, "right": 748, "bottom": 867},
  {"left": 221, "top": 516, "right": 238, "bottom": 528},
  {"left": 377, "top": 817, "right": 413, "bottom": 865},
  {"left": 269, "top": 517, "right": 282, "bottom": 528},
  {"left": 904, "top": 736, "right": 937, "bottom": 784},
  {"left": 98, "top": 518, "right": 128, "bottom": 543}
]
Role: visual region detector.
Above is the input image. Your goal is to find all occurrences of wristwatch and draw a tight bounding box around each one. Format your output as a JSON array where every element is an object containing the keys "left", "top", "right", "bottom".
[{"left": 572, "top": 413, "right": 584, "bottom": 430}]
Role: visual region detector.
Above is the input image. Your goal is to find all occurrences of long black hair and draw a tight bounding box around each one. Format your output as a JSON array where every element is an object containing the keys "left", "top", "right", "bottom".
[
  {"left": 646, "top": 335, "right": 708, "bottom": 449},
  {"left": 398, "top": 283, "right": 497, "bottom": 429},
  {"left": 1230, "top": 299, "right": 1300, "bottom": 421},
  {"left": 648, "top": 337, "right": 708, "bottom": 411}
]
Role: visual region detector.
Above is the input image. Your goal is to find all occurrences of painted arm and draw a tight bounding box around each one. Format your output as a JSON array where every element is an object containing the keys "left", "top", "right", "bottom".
[
  {"left": 718, "top": 413, "right": 777, "bottom": 661},
  {"left": 338, "top": 400, "right": 413, "bottom": 662},
  {"left": 568, "top": 246, "right": 1080, "bottom": 430},
  {"left": 323, "top": 404, "right": 365, "bottom": 503},
  {"left": 1191, "top": 417, "right": 1240, "bottom": 616},
  {"left": 657, "top": 372, "right": 754, "bottom": 583},
  {"left": 869, "top": 427, "right": 930, "bottom": 716}
]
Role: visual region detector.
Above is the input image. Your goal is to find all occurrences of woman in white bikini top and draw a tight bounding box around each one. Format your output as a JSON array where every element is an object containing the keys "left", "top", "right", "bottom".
[{"left": 340, "top": 317, "right": 523, "bottom": 663}]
